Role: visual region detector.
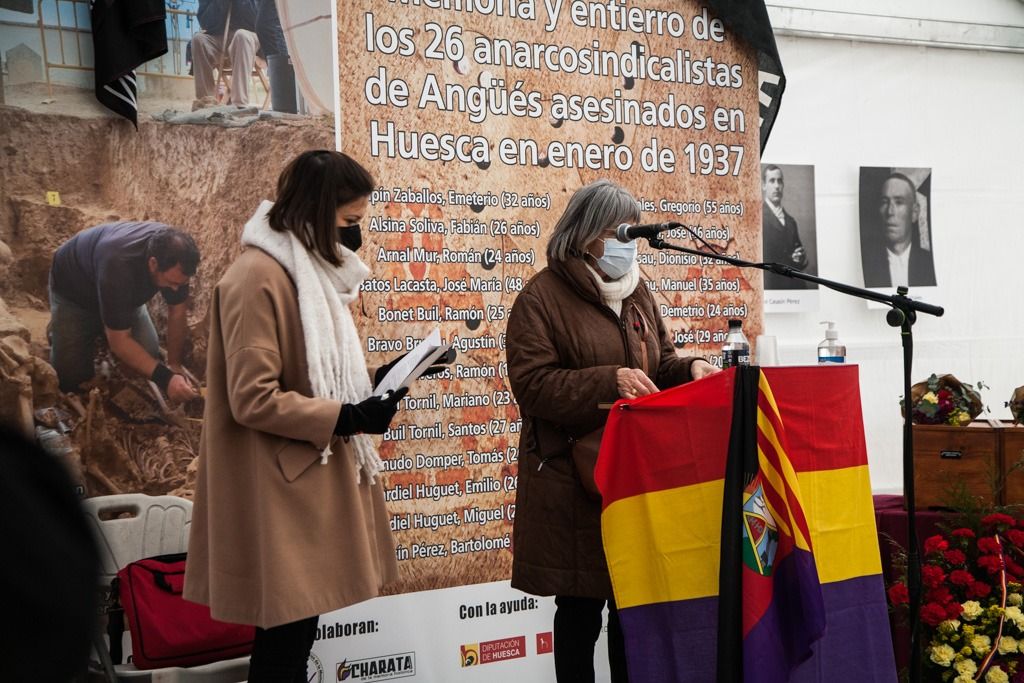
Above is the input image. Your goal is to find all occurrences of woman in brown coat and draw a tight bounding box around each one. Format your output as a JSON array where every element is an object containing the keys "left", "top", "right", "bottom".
[
  {"left": 184, "top": 151, "right": 408, "bottom": 681},
  {"left": 506, "top": 179, "right": 718, "bottom": 683}
]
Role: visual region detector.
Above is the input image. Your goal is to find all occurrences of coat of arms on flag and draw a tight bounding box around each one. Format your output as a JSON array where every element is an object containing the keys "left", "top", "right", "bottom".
[{"left": 742, "top": 480, "right": 779, "bottom": 577}]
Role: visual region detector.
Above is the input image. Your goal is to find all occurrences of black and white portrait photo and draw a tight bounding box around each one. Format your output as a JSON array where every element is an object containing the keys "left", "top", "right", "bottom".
[
  {"left": 761, "top": 163, "right": 819, "bottom": 313},
  {"left": 859, "top": 167, "right": 937, "bottom": 290},
  {"left": 761, "top": 163, "right": 818, "bottom": 290}
]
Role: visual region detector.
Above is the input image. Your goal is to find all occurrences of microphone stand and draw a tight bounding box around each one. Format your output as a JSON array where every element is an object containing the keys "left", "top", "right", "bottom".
[{"left": 648, "top": 235, "right": 942, "bottom": 683}]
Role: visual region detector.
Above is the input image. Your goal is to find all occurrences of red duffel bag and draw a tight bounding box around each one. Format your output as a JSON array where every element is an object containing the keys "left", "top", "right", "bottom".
[{"left": 114, "top": 552, "right": 254, "bottom": 669}]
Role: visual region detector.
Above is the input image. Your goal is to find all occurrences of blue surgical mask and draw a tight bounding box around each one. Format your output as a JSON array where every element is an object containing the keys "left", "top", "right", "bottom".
[{"left": 596, "top": 239, "right": 636, "bottom": 280}]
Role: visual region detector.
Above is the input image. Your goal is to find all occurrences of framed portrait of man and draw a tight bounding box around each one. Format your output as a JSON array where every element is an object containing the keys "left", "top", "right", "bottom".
[
  {"left": 859, "top": 167, "right": 937, "bottom": 290},
  {"left": 761, "top": 163, "right": 819, "bottom": 312}
]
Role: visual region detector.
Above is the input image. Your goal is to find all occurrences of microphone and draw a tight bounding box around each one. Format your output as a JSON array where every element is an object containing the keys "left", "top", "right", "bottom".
[{"left": 615, "top": 222, "right": 680, "bottom": 242}]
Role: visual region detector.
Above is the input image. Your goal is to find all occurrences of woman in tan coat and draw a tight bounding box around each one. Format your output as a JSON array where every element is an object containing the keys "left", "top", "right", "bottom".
[
  {"left": 184, "top": 151, "right": 407, "bottom": 681},
  {"left": 506, "top": 180, "right": 718, "bottom": 683}
]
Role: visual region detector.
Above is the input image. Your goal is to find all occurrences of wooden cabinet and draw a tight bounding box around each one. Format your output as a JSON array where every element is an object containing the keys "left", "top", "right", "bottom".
[
  {"left": 913, "top": 423, "right": 1000, "bottom": 509},
  {"left": 913, "top": 422, "right": 1024, "bottom": 508},
  {"left": 1001, "top": 425, "right": 1024, "bottom": 505}
]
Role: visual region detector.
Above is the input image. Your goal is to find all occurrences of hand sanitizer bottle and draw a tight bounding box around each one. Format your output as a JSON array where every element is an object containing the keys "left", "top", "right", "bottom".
[{"left": 817, "top": 321, "right": 846, "bottom": 364}]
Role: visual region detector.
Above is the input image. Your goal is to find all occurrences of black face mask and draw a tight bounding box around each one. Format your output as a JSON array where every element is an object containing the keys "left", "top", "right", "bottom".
[{"left": 337, "top": 224, "right": 362, "bottom": 252}]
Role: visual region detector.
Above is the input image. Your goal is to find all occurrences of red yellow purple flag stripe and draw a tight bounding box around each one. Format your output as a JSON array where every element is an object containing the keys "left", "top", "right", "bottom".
[{"left": 595, "top": 365, "right": 895, "bottom": 683}]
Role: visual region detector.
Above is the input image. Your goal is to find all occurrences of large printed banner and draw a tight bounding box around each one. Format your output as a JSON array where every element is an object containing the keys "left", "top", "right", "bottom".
[
  {"left": 309, "top": 581, "right": 563, "bottom": 682},
  {"left": 320, "top": 0, "right": 764, "bottom": 679},
  {"left": 1, "top": 0, "right": 770, "bottom": 680}
]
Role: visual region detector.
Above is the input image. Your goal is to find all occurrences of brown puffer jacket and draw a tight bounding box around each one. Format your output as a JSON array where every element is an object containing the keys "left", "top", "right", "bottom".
[{"left": 506, "top": 256, "right": 700, "bottom": 598}]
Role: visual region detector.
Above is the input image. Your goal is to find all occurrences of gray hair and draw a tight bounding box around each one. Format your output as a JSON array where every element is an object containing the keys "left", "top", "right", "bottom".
[{"left": 546, "top": 180, "right": 642, "bottom": 262}]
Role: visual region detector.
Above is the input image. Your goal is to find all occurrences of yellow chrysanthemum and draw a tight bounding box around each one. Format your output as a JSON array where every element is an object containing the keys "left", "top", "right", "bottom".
[
  {"left": 1006, "top": 606, "right": 1024, "bottom": 630},
  {"left": 939, "top": 620, "right": 962, "bottom": 634},
  {"left": 986, "top": 665, "right": 1010, "bottom": 683},
  {"left": 930, "top": 644, "right": 956, "bottom": 667},
  {"left": 971, "top": 635, "right": 992, "bottom": 656},
  {"left": 961, "top": 601, "right": 983, "bottom": 621},
  {"left": 998, "top": 636, "right": 1019, "bottom": 655},
  {"left": 955, "top": 658, "right": 978, "bottom": 676}
]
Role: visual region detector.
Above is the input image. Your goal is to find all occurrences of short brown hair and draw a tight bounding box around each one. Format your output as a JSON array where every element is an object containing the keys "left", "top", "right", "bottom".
[
  {"left": 267, "top": 150, "right": 375, "bottom": 266},
  {"left": 147, "top": 227, "right": 200, "bottom": 275}
]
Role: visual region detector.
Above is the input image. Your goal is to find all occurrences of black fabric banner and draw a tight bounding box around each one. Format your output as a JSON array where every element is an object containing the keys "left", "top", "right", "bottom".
[
  {"left": 704, "top": 0, "right": 787, "bottom": 153},
  {"left": 90, "top": 0, "right": 168, "bottom": 127},
  {"left": 716, "top": 365, "right": 762, "bottom": 682}
]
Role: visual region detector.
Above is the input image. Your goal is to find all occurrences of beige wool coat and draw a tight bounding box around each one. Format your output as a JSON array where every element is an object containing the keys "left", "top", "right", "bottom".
[{"left": 183, "top": 247, "right": 398, "bottom": 628}]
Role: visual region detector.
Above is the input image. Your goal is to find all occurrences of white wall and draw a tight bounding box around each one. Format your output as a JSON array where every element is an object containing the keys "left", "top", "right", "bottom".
[
  {"left": 761, "top": 28, "right": 1024, "bottom": 492},
  {"left": 768, "top": 0, "right": 1024, "bottom": 27}
]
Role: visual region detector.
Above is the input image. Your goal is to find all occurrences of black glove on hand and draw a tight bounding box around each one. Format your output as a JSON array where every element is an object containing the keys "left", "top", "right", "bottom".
[
  {"left": 335, "top": 388, "right": 408, "bottom": 436},
  {"left": 373, "top": 349, "right": 457, "bottom": 387},
  {"left": 374, "top": 352, "right": 407, "bottom": 387}
]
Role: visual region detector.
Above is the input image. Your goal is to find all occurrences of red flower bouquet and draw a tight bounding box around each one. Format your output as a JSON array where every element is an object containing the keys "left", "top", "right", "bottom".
[{"left": 889, "top": 513, "right": 1024, "bottom": 682}]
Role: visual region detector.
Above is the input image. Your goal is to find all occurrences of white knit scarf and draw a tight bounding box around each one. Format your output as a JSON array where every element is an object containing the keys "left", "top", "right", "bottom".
[
  {"left": 586, "top": 261, "right": 640, "bottom": 316},
  {"left": 241, "top": 200, "right": 383, "bottom": 484}
]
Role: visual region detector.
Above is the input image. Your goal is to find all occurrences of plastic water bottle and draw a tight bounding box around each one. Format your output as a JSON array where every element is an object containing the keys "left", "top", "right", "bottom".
[
  {"left": 36, "top": 426, "right": 85, "bottom": 495},
  {"left": 817, "top": 321, "right": 846, "bottom": 364},
  {"left": 722, "top": 319, "right": 751, "bottom": 369}
]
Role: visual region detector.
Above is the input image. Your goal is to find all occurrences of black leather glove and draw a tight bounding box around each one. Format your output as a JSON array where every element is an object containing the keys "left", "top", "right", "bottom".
[
  {"left": 335, "top": 388, "right": 408, "bottom": 435},
  {"left": 373, "top": 349, "right": 456, "bottom": 387},
  {"left": 373, "top": 353, "right": 406, "bottom": 387}
]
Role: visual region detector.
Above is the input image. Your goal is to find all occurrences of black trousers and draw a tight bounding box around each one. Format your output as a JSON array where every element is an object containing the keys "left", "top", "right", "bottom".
[
  {"left": 247, "top": 615, "right": 319, "bottom": 683},
  {"left": 553, "top": 596, "right": 629, "bottom": 683}
]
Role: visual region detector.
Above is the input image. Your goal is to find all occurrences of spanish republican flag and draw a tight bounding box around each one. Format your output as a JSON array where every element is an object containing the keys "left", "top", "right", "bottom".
[{"left": 595, "top": 365, "right": 896, "bottom": 682}]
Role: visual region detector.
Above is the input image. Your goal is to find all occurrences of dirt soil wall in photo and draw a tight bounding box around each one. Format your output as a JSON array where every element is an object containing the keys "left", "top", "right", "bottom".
[{"left": 0, "top": 105, "right": 333, "bottom": 498}]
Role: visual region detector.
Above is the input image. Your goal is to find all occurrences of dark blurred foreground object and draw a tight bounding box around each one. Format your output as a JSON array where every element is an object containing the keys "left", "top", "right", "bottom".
[{"left": 0, "top": 424, "right": 99, "bottom": 682}]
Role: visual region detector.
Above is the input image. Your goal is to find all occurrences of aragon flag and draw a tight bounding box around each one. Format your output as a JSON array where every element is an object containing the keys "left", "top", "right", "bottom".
[
  {"left": 595, "top": 366, "right": 896, "bottom": 682},
  {"left": 717, "top": 366, "right": 825, "bottom": 682}
]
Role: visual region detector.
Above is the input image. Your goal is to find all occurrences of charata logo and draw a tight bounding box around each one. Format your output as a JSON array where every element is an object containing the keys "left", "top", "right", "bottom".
[
  {"left": 336, "top": 652, "right": 415, "bottom": 681},
  {"left": 307, "top": 652, "right": 325, "bottom": 683},
  {"left": 459, "top": 636, "right": 527, "bottom": 667}
]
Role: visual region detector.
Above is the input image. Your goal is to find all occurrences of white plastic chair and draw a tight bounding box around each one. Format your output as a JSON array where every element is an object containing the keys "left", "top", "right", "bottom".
[{"left": 82, "top": 494, "right": 249, "bottom": 682}]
